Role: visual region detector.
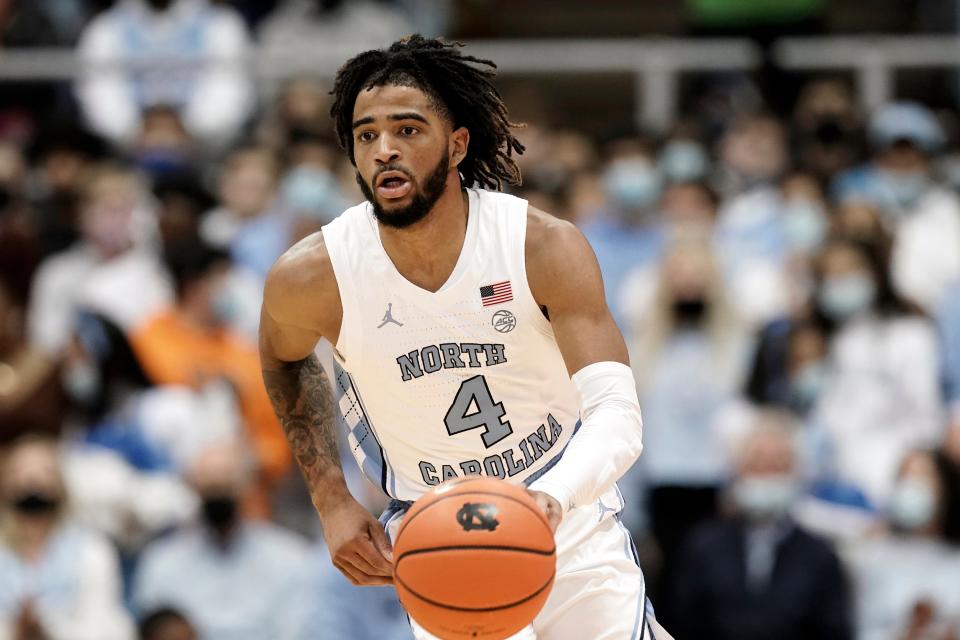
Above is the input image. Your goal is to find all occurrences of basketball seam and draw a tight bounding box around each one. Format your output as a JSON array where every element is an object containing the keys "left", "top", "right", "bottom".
[
  {"left": 395, "top": 544, "right": 557, "bottom": 565},
  {"left": 396, "top": 490, "right": 551, "bottom": 540},
  {"left": 396, "top": 572, "right": 556, "bottom": 613}
]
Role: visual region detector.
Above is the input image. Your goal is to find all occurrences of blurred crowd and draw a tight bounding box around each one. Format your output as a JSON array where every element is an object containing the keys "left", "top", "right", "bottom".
[{"left": 0, "top": 1, "right": 960, "bottom": 640}]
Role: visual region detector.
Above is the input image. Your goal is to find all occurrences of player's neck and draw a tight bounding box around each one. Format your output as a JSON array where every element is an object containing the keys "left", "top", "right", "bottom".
[{"left": 378, "top": 182, "right": 469, "bottom": 293}]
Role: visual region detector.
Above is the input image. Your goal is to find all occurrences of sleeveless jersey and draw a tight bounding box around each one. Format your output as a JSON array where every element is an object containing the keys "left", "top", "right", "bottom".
[{"left": 322, "top": 188, "right": 581, "bottom": 501}]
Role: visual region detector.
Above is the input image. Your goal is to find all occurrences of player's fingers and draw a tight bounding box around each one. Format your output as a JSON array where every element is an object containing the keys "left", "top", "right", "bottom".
[
  {"left": 349, "top": 549, "right": 390, "bottom": 578},
  {"left": 333, "top": 558, "right": 364, "bottom": 586},
  {"left": 338, "top": 554, "right": 393, "bottom": 586},
  {"left": 356, "top": 534, "right": 394, "bottom": 575},
  {"left": 369, "top": 521, "right": 395, "bottom": 563}
]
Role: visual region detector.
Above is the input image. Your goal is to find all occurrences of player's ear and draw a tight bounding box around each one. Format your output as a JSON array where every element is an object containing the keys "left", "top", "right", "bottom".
[{"left": 450, "top": 126, "right": 469, "bottom": 168}]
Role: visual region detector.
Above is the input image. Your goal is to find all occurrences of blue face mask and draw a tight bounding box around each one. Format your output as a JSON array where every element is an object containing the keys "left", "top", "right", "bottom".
[
  {"left": 878, "top": 169, "right": 928, "bottom": 211},
  {"left": 602, "top": 158, "right": 662, "bottom": 212},
  {"left": 658, "top": 140, "right": 709, "bottom": 183},
  {"left": 281, "top": 167, "right": 347, "bottom": 223},
  {"left": 818, "top": 273, "right": 876, "bottom": 321},
  {"left": 136, "top": 149, "right": 191, "bottom": 177},
  {"left": 783, "top": 200, "right": 828, "bottom": 252}
]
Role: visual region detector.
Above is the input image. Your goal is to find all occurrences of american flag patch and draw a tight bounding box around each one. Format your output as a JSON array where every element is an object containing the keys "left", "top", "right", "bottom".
[{"left": 480, "top": 280, "right": 513, "bottom": 306}]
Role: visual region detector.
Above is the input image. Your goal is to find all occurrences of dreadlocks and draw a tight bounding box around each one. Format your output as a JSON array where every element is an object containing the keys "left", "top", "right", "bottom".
[{"left": 330, "top": 35, "right": 525, "bottom": 190}]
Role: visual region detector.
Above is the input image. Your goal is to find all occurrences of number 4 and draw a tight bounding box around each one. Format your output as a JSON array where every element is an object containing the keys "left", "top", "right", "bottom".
[{"left": 444, "top": 375, "right": 513, "bottom": 448}]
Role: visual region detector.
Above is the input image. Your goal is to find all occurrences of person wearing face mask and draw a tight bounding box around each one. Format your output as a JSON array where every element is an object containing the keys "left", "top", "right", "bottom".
[
  {"left": 618, "top": 233, "right": 751, "bottom": 617},
  {"left": 833, "top": 101, "right": 960, "bottom": 312},
  {"left": 133, "top": 439, "right": 311, "bottom": 640},
  {"left": 809, "top": 237, "right": 943, "bottom": 509},
  {"left": 0, "top": 435, "right": 135, "bottom": 640},
  {"left": 669, "top": 412, "right": 852, "bottom": 640},
  {"left": 129, "top": 239, "right": 290, "bottom": 502},
  {"left": 580, "top": 135, "right": 666, "bottom": 329},
  {"left": 26, "top": 163, "right": 173, "bottom": 357},
  {"left": 851, "top": 449, "right": 960, "bottom": 640}
]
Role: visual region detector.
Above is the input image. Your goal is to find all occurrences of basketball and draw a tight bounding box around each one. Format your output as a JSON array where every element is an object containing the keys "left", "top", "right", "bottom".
[{"left": 392, "top": 477, "right": 557, "bottom": 639}]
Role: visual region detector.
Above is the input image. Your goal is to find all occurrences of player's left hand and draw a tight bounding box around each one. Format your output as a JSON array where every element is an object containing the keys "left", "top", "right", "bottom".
[{"left": 528, "top": 490, "right": 562, "bottom": 533}]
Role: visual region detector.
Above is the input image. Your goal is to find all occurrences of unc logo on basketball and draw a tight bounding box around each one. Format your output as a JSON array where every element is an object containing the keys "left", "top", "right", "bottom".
[
  {"left": 491, "top": 309, "right": 516, "bottom": 333},
  {"left": 456, "top": 502, "right": 500, "bottom": 532}
]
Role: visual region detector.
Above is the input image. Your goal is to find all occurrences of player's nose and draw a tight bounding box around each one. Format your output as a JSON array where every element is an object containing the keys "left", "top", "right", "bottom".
[{"left": 374, "top": 133, "right": 401, "bottom": 165}]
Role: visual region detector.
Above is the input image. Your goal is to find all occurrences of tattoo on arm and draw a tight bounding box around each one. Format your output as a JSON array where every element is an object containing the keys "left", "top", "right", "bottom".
[{"left": 262, "top": 355, "right": 344, "bottom": 499}]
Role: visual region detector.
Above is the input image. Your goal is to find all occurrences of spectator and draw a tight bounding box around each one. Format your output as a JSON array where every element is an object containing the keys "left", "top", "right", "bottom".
[
  {"left": 151, "top": 172, "right": 215, "bottom": 253},
  {"left": 128, "top": 239, "right": 290, "bottom": 494},
  {"left": 0, "top": 435, "right": 135, "bottom": 639},
  {"left": 133, "top": 439, "right": 312, "bottom": 640},
  {"left": 139, "top": 607, "right": 198, "bottom": 640},
  {"left": 850, "top": 449, "right": 960, "bottom": 640},
  {"left": 581, "top": 135, "right": 665, "bottom": 327},
  {"left": 27, "top": 163, "right": 172, "bottom": 355},
  {"left": 714, "top": 113, "right": 794, "bottom": 324},
  {"left": 76, "top": 0, "right": 254, "bottom": 147},
  {"left": 200, "top": 146, "right": 290, "bottom": 278},
  {"left": 790, "top": 78, "right": 863, "bottom": 184},
  {"left": 26, "top": 122, "right": 108, "bottom": 258},
  {"left": 835, "top": 101, "right": 960, "bottom": 312},
  {"left": 809, "top": 236, "right": 942, "bottom": 506},
  {"left": 670, "top": 411, "right": 852, "bottom": 640},
  {"left": 620, "top": 232, "right": 751, "bottom": 581}
]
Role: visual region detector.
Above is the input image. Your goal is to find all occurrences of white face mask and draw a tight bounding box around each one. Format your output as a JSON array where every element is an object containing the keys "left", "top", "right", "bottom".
[
  {"left": 817, "top": 273, "right": 877, "bottom": 321},
  {"left": 731, "top": 474, "right": 798, "bottom": 522},
  {"left": 888, "top": 478, "right": 937, "bottom": 531}
]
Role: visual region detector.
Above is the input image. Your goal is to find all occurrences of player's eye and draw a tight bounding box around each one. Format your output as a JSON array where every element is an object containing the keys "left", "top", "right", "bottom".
[
  {"left": 358, "top": 131, "right": 376, "bottom": 143},
  {"left": 400, "top": 126, "right": 419, "bottom": 136}
]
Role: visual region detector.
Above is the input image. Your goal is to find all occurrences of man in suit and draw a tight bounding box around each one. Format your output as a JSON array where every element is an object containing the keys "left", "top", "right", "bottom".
[{"left": 669, "top": 409, "right": 852, "bottom": 640}]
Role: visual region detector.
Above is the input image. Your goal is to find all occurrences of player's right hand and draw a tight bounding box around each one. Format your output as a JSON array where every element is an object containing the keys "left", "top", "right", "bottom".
[{"left": 320, "top": 497, "right": 395, "bottom": 586}]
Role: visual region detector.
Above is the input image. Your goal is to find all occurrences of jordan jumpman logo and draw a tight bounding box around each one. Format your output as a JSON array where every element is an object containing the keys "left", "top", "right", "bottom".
[{"left": 377, "top": 303, "right": 403, "bottom": 328}]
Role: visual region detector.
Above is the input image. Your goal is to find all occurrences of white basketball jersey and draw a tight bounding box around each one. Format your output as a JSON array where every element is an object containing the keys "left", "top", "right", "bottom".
[{"left": 322, "top": 188, "right": 581, "bottom": 502}]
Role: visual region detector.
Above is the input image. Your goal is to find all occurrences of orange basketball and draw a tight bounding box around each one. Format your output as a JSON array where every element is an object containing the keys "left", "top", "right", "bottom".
[{"left": 392, "top": 477, "right": 557, "bottom": 640}]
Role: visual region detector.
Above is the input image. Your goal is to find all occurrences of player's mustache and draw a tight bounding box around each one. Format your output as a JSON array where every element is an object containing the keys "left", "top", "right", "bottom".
[{"left": 373, "top": 164, "right": 415, "bottom": 185}]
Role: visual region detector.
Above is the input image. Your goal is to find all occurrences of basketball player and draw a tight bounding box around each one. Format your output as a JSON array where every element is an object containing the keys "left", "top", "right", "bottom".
[{"left": 260, "top": 36, "right": 672, "bottom": 640}]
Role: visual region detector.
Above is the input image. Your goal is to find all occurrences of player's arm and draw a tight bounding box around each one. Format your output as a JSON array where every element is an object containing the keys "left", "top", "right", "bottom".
[
  {"left": 523, "top": 208, "right": 643, "bottom": 525},
  {"left": 260, "top": 234, "right": 393, "bottom": 586}
]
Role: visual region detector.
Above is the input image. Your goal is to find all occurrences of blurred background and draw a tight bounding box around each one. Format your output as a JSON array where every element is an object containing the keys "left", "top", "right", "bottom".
[{"left": 1, "top": 0, "right": 960, "bottom": 639}]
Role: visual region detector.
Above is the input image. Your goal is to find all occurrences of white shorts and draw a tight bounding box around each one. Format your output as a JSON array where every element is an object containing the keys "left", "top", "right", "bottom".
[{"left": 380, "top": 485, "right": 672, "bottom": 640}]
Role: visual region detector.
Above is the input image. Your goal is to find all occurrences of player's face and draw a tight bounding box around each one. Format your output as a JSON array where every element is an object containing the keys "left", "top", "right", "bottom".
[{"left": 351, "top": 84, "right": 466, "bottom": 229}]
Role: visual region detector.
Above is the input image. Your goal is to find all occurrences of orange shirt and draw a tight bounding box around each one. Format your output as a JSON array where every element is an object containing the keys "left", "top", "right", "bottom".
[{"left": 129, "top": 310, "right": 290, "bottom": 486}]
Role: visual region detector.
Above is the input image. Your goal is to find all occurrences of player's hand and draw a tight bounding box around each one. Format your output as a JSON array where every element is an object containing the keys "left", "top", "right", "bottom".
[
  {"left": 319, "top": 496, "right": 394, "bottom": 586},
  {"left": 528, "top": 490, "right": 563, "bottom": 533}
]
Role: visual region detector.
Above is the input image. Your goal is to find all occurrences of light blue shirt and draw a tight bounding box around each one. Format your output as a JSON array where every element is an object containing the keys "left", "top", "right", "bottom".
[
  {"left": 311, "top": 545, "right": 413, "bottom": 640},
  {"left": 133, "top": 523, "right": 312, "bottom": 640}
]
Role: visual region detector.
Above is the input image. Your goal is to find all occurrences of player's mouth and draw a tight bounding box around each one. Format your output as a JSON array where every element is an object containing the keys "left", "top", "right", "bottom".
[{"left": 376, "top": 171, "right": 413, "bottom": 199}]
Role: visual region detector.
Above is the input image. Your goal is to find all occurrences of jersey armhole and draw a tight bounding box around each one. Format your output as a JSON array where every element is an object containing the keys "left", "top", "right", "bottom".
[
  {"left": 320, "top": 225, "right": 362, "bottom": 364},
  {"left": 516, "top": 203, "right": 556, "bottom": 338}
]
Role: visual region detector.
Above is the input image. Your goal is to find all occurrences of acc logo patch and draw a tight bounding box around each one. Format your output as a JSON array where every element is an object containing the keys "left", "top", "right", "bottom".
[
  {"left": 456, "top": 502, "right": 500, "bottom": 532},
  {"left": 491, "top": 309, "right": 516, "bottom": 333}
]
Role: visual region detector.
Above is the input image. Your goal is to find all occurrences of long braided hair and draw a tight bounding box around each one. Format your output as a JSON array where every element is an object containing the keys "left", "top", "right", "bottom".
[{"left": 330, "top": 35, "right": 525, "bottom": 190}]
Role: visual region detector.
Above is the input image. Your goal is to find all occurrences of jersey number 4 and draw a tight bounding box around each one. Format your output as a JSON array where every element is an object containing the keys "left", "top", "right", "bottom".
[{"left": 444, "top": 375, "right": 513, "bottom": 448}]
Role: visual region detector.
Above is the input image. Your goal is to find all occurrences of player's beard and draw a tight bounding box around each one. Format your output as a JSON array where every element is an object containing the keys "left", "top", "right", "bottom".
[{"left": 358, "top": 151, "right": 450, "bottom": 229}]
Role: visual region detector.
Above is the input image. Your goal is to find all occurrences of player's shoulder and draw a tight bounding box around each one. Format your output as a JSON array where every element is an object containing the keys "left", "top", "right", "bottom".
[
  {"left": 524, "top": 205, "right": 595, "bottom": 271},
  {"left": 263, "top": 230, "right": 338, "bottom": 327}
]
